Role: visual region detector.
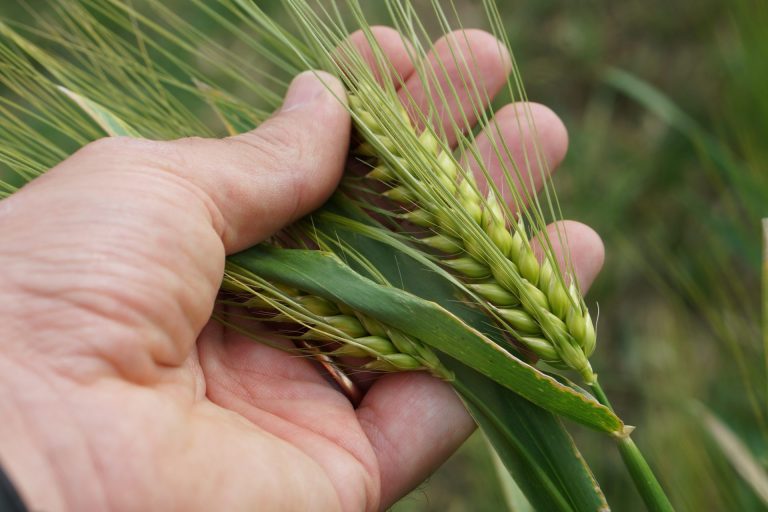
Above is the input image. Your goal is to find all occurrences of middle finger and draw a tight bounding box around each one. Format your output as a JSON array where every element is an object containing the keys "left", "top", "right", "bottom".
[{"left": 396, "top": 29, "right": 512, "bottom": 148}]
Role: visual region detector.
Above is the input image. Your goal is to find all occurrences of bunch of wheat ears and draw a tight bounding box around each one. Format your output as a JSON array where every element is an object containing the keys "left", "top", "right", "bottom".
[{"left": 0, "top": 1, "right": 676, "bottom": 510}]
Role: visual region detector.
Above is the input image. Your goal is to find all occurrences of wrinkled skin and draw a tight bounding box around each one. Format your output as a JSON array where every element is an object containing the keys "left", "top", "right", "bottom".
[{"left": 0, "top": 28, "right": 603, "bottom": 511}]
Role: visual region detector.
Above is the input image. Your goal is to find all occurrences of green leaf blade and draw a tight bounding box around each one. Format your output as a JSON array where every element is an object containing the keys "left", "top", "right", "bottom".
[
  {"left": 57, "top": 86, "right": 142, "bottom": 137},
  {"left": 229, "top": 244, "right": 623, "bottom": 435}
]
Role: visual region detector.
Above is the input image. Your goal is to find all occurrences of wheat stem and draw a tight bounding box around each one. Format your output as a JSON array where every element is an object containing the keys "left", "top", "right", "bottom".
[{"left": 590, "top": 379, "right": 675, "bottom": 512}]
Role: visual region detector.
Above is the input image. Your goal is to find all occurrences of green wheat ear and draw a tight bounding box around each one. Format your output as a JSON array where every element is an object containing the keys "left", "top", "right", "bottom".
[
  {"left": 347, "top": 85, "right": 597, "bottom": 384},
  {"left": 223, "top": 262, "right": 454, "bottom": 381}
]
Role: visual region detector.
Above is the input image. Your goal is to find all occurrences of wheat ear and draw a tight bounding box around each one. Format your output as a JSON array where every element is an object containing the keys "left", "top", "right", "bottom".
[
  {"left": 349, "top": 87, "right": 596, "bottom": 383},
  {"left": 223, "top": 264, "right": 454, "bottom": 381}
]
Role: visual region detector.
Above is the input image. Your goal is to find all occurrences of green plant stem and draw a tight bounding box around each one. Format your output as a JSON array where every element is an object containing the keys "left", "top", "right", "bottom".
[
  {"left": 762, "top": 218, "right": 767, "bottom": 419},
  {"left": 590, "top": 379, "right": 676, "bottom": 512}
]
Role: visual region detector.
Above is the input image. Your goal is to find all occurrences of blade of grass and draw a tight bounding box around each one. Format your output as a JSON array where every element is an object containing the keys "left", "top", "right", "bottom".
[
  {"left": 57, "top": 86, "right": 141, "bottom": 137},
  {"left": 698, "top": 404, "right": 768, "bottom": 507},
  {"left": 229, "top": 244, "right": 623, "bottom": 434},
  {"left": 488, "top": 441, "right": 534, "bottom": 512},
  {"left": 454, "top": 374, "right": 608, "bottom": 511},
  {"left": 764, "top": 218, "right": 768, "bottom": 412}
]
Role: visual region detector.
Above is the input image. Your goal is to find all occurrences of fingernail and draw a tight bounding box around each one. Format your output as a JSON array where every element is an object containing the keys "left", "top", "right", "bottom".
[{"left": 281, "top": 71, "right": 332, "bottom": 113}]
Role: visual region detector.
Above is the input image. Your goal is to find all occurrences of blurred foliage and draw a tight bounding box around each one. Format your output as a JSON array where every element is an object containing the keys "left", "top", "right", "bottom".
[{"left": 1, "top": 0, "right": 765, "bottom": 510}]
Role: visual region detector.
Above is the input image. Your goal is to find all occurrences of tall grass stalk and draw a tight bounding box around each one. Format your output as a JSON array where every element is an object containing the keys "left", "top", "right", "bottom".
[{"left": 763, "top": 218, "right": 768, "bottom": 409}]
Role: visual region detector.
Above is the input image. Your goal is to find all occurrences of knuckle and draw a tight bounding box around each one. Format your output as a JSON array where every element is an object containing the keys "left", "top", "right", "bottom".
[
  {"left": 78, "top": 136, "right": 129, "bottom": 157},
  {"left": 76, "top": 136, "right": 161, "bottom": 165},
  {"left": 174, "top": 135, "right": 211, "bottom": 149},
  {"left": 164, "top": 137, "right": 213, "bottom": 175},
  {"left": 234, "top": 120, "right": 305, "bottom": 173}
]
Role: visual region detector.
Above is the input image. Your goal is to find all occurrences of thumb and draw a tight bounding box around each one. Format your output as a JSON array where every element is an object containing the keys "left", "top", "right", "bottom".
[
  {"left": 183, "top": 70, "right": 351, "bottom": 251},
  {"left": 210, "top": 70, "right": 351, "bottom": 251}
]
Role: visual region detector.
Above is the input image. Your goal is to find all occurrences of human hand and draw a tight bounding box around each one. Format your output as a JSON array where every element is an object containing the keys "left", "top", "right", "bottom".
[{"left": 0, "top": 28, "right": 603, "bottom": 511}]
